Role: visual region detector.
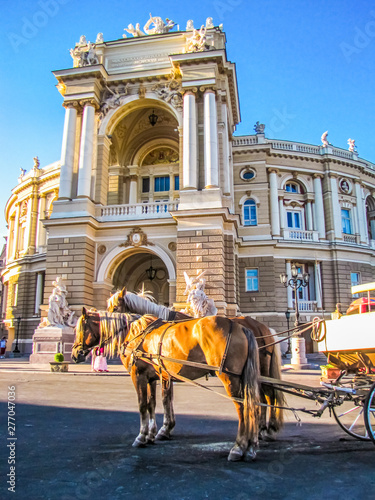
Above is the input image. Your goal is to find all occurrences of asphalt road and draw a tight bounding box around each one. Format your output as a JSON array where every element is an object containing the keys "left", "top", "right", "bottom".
[{"left": 1, "top": 367, "right": 374, "bottom": 500}]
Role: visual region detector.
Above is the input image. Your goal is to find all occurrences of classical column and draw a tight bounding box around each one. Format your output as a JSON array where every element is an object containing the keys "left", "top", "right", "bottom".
[
  {"left": 203, "top": 89, "right": 219, "bottom": 188},
  {"left": 77, "top": 101, "right": 96, "bottom": 198},
  {"left": 329, "top": 174, "right": 342, "bottom": 239},
  {"left": 59, "top": 103, "right": 78, "bottom": 199},
  {"left": 36, "top": 194, "right": 47, "bottom": 249},
  {"left": 220, "top": 102, "right": 231, "bottom": 195},
  {"left": 182, "top": 91, "right": 198, "bottom": 189},
  {"left": 35, "top": 272, "right": 44, "bottom": 315},
  {"left": 268, "top": 169, "right": 280, "bottom": 237},
  {"left": 355, "top": 181, "right": 368, "bottom": 243},
  {"left": 314, "top": 262, "right": 322, "bottom": 309},
  {"left": 12, "top": 203, "right": 20, "bottom": 260},
  {"left": 128, "top": 166, "right": 138, "bottom": 205},
  {"left": 305, "top": 201, "right": 313, "bottom": 231},
  {"left": 7, "top": 216, "right": 15, "bottom": 261},
  {"left": 313, "top": 174, "right": 326, "bottom": 239},
  {"left": 279, "top": 197, "right": 285, "bottom": 231}
]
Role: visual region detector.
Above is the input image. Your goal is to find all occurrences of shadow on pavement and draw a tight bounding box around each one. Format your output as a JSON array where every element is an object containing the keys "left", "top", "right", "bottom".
[{"left": 1, "top": 401, "right": 374, "bottom": 500}]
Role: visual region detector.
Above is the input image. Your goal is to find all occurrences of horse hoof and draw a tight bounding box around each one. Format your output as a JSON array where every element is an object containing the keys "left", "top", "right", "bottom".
[
  {"left": 228, "top": 446, "right": 244, "bottom": 462},
  {"left": 264, "top": 433, "right": 276, "bottom": 442},
  {"left": 146, "top": 436, "right": 156, "bottom": 444},
  {"left": 132, "top": 437, "right": 147, "bottom": 448},
  {"left": 155, "top": 429, "right": 172, "bottom": 441},
  {"left": 245, "top": 447, "right": 257, "bottom": 461}
]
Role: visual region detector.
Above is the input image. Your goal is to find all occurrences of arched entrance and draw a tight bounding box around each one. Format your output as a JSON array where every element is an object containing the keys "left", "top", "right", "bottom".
[{"left": 112, "top": 251, "right": 170, "bottom": 306}]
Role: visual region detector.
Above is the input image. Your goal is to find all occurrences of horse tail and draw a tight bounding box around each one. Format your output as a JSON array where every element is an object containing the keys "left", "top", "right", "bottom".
[
  {"left": 241, "top": 327, "right": 261, "bottom": 447},
  {"left": 268, "top": 341, "right": 285, "bottom": 431}
]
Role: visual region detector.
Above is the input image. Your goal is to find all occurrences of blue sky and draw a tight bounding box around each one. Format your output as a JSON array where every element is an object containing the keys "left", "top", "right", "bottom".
[{"left": 1, "top": 0, "right": 375, "bottom": 238}]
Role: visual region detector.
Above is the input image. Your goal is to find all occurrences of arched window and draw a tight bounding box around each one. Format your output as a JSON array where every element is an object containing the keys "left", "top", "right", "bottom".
[
  {"left": 285, "top": 182, "right": 301, "bottom": 193},
  {"left": 243, "top": 199, "right": 257, "bottom": 226}
]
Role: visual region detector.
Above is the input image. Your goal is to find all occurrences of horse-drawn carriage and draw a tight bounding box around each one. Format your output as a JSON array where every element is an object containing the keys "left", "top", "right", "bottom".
[{"left": 72, "top": 284, "right": 375, "bottom": 463}]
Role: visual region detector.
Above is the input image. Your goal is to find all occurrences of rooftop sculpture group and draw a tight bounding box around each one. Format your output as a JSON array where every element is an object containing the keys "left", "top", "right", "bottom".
[{"left": 70, "top": 35, "right": 99, "bottom": 68}]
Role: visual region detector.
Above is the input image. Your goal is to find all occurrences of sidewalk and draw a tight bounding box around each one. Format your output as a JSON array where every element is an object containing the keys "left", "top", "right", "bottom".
[
  {"left": 0, "top": 353, "right": 327, "bottom": 375},
  {"left": 0, "top": 356, "right": 128, "bottom": 375}
]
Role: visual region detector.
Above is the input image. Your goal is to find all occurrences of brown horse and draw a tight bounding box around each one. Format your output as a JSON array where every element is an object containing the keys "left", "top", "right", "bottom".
[
  {"left": 107, "top": 288, "right": 285, "bottom": 439},
  {"left": 72, "top": 309, "right": 261, "bottom": 462}
]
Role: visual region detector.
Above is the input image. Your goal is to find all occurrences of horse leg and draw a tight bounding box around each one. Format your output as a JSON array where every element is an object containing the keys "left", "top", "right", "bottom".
[
  {"left": 217, "top": 373, "right": 257, "bottom": 462},
  {"left": 258, "top": 386, "right": 268, "bottom": 441},
  {"left": 130, "top": 368, "right": 150, "bottom": 448},
  {"left": 146, "top": 380, "right": 158, "bottom": 444},
  {"left": 155, "top": 378, "right": 175, "bottom": 441}
]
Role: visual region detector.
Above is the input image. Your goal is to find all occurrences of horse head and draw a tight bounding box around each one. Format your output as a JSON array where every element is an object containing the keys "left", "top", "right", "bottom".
[
  {"left": 107, "top": 287, "right": 127, "bottom": 313},
  {"left": 72, "top": 307, "right": 100, "bottom": 363}
]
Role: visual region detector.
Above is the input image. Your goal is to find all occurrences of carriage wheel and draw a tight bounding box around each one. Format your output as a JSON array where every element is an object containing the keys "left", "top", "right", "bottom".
[
  {"left": 332, "top": 398, "right": 370, "bottom": 441},
  {"left": 364, "top": 382, "right": 375, "bottom": 444}
]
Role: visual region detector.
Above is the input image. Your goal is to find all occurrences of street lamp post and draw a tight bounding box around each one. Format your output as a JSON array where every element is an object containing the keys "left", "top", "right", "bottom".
[
  {"left": 13, "top": 317, "right": 21, "bottom": 354},
  {"left": 280, "top": 264, "right": 310, "bottom": 367},
  {"left": 284, "top": 310, "right": 291, "bottom": 355}
]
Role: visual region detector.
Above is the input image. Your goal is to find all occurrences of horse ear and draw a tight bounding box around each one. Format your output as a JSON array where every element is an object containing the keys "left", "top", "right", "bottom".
[
  {"left": 82, "top": 307, "right": 87, "bottom": 317},
  {"left": 120, "top": 287, "right": 126, "bottom": 298}
]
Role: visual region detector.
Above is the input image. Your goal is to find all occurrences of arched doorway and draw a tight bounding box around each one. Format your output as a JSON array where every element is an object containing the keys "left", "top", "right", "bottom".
[{"left": 112, "top": 251, "right": 170, "bottom": 306}]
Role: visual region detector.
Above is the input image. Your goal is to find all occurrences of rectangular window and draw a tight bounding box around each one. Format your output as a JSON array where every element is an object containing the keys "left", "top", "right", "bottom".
[
  {"left": 342, "top": 209, "right": 352, "bottom": 234},
  {"left": 154, "top": 176, "right": 170, "bottom": 192},
  {"left": 351, "top": 272, "right": 361, "bottom": 298},
  {"left": 245, "top": 269, "right": 259, "bottom": 292},
  {"left": 174, "top": 175, "right": 179, "bottom": 191},
  {"left": 287, "top": 211, "right": 301, "bottom": 229},
  {"left": 142, "top": 177, "right": 150, "bottom": 193}
]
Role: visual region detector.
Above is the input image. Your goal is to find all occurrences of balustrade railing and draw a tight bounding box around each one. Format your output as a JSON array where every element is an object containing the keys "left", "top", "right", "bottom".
[
  {"left": 282, "top": 229, "right": 319, "bottom": 242},
  {"left": 293, "top": 300, "right": 317, "bottom": 312},
  {"left": 232, "top": 135, "right": 375, "bottom": 171},
  {"left": 98, "top": 201, "right": 178, "bottom": 220}
]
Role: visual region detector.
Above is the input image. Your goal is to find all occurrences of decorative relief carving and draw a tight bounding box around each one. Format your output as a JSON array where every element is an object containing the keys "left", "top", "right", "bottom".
[
  {"left": 99, "top": 83, "right": 130, "bottom": 120},
  {"left": 120, "top": 227, "right": 154, "bottom": 248},
  {"left": 151, "top": 79, "right": 183, "bottom": 110},
  {"left": 339, "top": 178, "right": 352, "bottom": 195},
  {"left": 97, "top": 245, "right": 107, "bottom": 255}
]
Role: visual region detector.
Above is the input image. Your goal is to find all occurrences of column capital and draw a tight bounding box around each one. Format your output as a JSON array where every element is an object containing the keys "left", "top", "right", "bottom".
[
  {"left": 267, "top": 168, "right": 279, "bottom": 175},
  {"left": 38, "top": 193, "right": 47, "bottom": 200},
  {"left": 62, "top": 100, "right": 80, "bottom": 110},
  {"left": 312, "top": 173, "right": 324, "bottom": 179},
  {"left": 327, "top": 172, "right": 338, "bottom": 179},
  {"left": 182, "top": 87, "right": 198, "bottom": 96},
  {"left": 79, "top": 98, "right": 100, "bottom": 110},
  {"left": 200, "top": 86, "right": 216, "bottom": 94}
]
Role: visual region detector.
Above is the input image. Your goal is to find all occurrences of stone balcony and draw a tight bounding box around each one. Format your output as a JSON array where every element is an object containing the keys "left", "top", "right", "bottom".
[
  {"left": 282, "top": 229, "right": 319, "bottom": 242},
  {"left": 96, "top": 201, "right": 179, "bottom": 221}
]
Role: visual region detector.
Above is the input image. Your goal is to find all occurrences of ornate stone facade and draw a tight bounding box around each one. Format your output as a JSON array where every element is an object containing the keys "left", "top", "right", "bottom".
[{"left": 3, "top": 19, "right": 375, "bottom": 355}]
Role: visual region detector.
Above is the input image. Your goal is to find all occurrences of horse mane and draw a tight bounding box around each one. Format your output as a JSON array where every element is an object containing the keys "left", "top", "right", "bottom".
[
  {"left": 98, "top": 312, "right": 134, "bottom": 358},
  {"left": 75, "top": 315, "right": 85, "bottom": 345}
]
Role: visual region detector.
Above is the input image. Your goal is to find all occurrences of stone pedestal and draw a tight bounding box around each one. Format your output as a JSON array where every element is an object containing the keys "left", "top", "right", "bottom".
[
  {"left": 290, "top": 336, "right": 310, "bottom": 369},
  {"left": 29, "top": 326, "right": 75, "bottom": 364}
]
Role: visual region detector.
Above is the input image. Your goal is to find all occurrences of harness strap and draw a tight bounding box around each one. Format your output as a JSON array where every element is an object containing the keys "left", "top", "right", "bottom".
[{"left": 219, "top": 320, "right": 233, "bottom": 374}]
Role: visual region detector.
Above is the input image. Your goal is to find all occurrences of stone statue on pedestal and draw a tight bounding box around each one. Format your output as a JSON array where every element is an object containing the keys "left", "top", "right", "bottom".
[{"left": 42, "top": 277, "right": 76, "bottom": 328}]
